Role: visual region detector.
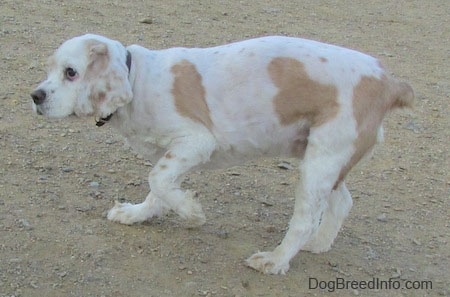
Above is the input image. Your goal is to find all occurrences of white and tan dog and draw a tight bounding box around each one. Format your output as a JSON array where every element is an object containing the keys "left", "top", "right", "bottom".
[{"left": 31, "top": 34, "right": 413, "bottom": 274}]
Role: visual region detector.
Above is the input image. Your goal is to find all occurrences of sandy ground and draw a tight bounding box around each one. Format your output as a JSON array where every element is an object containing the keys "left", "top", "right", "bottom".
[{"left": 1, "top": 1, "right": 449, "bottom": 296}]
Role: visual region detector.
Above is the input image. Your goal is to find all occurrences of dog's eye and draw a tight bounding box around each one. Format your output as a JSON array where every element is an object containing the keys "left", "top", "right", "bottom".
[{"left": 64, "top": 67, "right": 78, "bottom": 81}]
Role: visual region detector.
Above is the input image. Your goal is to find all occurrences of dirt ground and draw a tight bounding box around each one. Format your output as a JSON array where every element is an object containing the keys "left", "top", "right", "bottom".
[{"left": 1, "top": 1, "right": 448, "bottom": 296}]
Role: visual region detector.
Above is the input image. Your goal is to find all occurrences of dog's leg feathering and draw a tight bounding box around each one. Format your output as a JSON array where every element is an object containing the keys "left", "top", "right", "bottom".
[{"left": 301, "top": 182, "right": 353, "bottom": 253}]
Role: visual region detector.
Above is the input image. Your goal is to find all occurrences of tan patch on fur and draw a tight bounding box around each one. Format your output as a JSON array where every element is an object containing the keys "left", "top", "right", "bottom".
[
  {"left": 269, "top": 57, "right": 339, "bottom": 126},
  {"left": 159, "top": 164, "right": 167, "bottom": 170},
  {"left": 84, "top": 40, "right": 132, "bottom": 116},
  {"left": 334, "top": 76, "right": 389, "bottom": 189},
  {"left": 86, "top": 41, "right": 109, "bottom": 79},
  {"left": 86, "top": 41, "right": 110, "bottom": 108},
  {"left": 171, "top": 60, "right": 213, "bottom": 129},
  {"left": 319, "top": 57, "right": 328, "bottom": 63}
]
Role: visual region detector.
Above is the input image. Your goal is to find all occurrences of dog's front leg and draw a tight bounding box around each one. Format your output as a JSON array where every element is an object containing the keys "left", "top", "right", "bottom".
[{"left": 108, "top": 132, "right": 217, "bottom": 226}]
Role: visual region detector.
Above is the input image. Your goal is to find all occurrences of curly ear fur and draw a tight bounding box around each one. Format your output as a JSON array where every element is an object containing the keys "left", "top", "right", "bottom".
[{"left": 86, "top": 39, "right": 133, "bottom": 118}]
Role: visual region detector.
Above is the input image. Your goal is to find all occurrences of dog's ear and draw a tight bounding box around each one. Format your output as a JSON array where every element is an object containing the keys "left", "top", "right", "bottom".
[{"left": 85, "top": 39, "right": 132, "bottom": 118}]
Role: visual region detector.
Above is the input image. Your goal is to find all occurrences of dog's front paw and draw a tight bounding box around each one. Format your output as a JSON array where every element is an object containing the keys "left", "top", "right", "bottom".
[
  {"left": 245, "top": 251, "right": 290, "bottom": 275},
  {"left": 107, "top": 201, "right": 149, "bottom": 225}
]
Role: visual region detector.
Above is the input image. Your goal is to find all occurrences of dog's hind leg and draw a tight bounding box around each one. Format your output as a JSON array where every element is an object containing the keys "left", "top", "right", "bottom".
[{"left": 246, "top": 122, "right": 355, "bottom": 274}]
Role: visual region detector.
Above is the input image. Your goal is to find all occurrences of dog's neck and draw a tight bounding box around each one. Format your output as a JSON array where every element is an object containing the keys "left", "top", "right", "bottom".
[{"left": 96, "top": 50, "right": 132, "bottom": 127}]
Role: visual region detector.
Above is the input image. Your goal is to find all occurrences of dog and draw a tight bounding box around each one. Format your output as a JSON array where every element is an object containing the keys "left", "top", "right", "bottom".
[{"left": 31, "top": 34, "right": 413, "bottom": 274}]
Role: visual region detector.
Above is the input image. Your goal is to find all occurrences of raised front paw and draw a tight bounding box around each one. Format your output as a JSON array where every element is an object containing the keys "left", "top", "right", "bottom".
[
  {"left": 245, "top": 251, "right": 290, "bottom": 275},
  {"left": 107, "top": 201, "right": 149, "bottom": 225}
]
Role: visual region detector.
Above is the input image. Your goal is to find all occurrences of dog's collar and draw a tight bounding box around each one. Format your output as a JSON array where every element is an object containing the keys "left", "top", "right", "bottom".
[
  {"left": 95, "top": 50, "right": 132, "bottom": 127},
  {"left": 95, "top": 113, "right": 113, "bottom": 127}
]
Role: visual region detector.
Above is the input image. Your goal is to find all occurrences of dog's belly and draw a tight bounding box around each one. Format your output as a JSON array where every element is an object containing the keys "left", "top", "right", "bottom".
[
  {"left": 204, "top": 120, "right": 309, "bottom": 168},
  {"left": 120, "top": 120, "right": 308, "bottom": 170}
]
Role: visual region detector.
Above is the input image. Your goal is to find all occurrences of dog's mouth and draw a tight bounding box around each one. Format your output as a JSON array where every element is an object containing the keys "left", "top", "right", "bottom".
[{"left": 32, "top": 102, "right": 44, "bottom": 116}]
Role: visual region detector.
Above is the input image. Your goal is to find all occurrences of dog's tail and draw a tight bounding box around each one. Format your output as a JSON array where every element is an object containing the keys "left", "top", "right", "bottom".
[{"left": 388, "top": 79, "right": 414, "bottom": 110}]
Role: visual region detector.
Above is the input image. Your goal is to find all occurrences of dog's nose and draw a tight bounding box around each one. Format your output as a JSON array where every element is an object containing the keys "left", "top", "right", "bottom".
[{"left": 31, "top": 89, "right": 46, "bottom": 105}]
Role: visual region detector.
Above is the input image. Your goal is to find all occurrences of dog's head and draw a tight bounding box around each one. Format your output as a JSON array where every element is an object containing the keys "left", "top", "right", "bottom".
[{"left": 31, "top": 34, "right": 132, "bottom": 120}]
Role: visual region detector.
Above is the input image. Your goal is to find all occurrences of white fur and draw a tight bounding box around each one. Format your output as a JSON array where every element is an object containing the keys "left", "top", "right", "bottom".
[{"left": 31, "top": 34, "right": 411, "bottom": 275}]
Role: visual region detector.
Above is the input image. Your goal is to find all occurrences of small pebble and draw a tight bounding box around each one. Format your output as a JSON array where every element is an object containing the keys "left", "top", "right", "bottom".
[
  {"left": 18, "top": 219, "right": 33, "bottom": 230},
  {"left": 412, "top": 238, "right": 421, "bottom": 245},
  {"left": 328, "top": 262, "right": 338, "bottom": 267},
  {"left": 376, "top": 213, "right": 387, "bottom": 222},
  {"left": 265, "top": 225, "right": 276, "bottom": 233},
  {"left": 89, "top": 181, "right": 100, "bottom": 187},
  {"left": 57, "top": 271, "right": 67, "bottom": 278},
  {"left": 228, "top": 171, "right": 241, "bottom": 176},
  {"left": 140, "top": 18, "right": 154, "bottom": 24},
  {"left": 216, "top": 230, "right": 229, "bottom": 239},
  {"left": 260, "top": 200, "right": 274, "bottom": 207},
  {"left": 105, "top": 139, "right": 117, "bottom": 145},
  {"left": 277, "top": 161, "right": 294, "bottom": 170}
]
